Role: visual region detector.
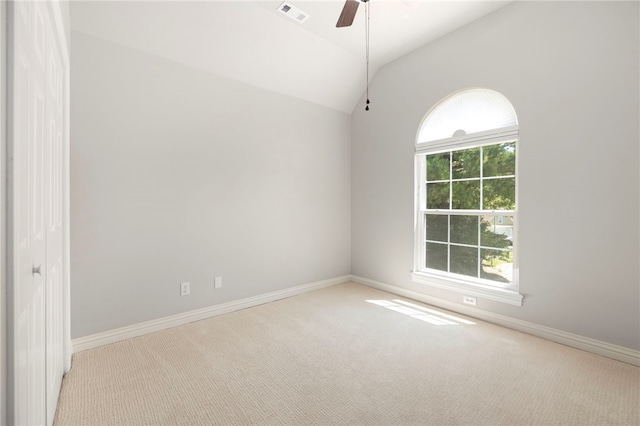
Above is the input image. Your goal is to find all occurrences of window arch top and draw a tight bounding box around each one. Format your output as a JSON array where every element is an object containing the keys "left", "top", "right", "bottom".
[{"left": 417, "top": 89, "right": 518, "bottom": 143}]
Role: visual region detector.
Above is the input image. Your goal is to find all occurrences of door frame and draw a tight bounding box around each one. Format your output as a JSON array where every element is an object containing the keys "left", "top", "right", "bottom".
[
  {"left": 3, "top": 0, "right": 71, "bottom": 423},
  {"left": 1, "top": 1, "right": 8, "bottom": 424}
]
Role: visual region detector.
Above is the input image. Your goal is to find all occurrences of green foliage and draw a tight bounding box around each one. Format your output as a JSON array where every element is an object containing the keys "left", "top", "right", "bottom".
[
  {"left": 425, "top": 216, "right": 513, "bottom": 281},
  {"left": 452, "top": 148, "right": 480, "bottom": 179},
  {"left": 452, "top": 181, "right": 480, "bottom": 210},
  {"left": 481, "top": 249, "right": 513, "bottom": 283},
  {"left": 450, "top": 215, "right": 478, "bottom": 245},
  {"left": 426, "top": 214, "right": 448, "bottom": 242},
  {"left": 427, "top": 182, "right": 449, "bottom": 209},
  {"left": 483, "top": 178, "right": 515, "bottom": 210},
  {"left": 424, "top": 142, "right": 516, "bottom": 283},
  {"left": 483, "top": 142, "right": 516, "bottom": 177},
  {"left": 426, "top": 142, "right": 515, "bottom": 211},
  {"left": 479, "top": 217, "right": 512, "bottom": 250},
  {"left": 426, "top": 243, "right": 447, "bottom": 272},
  {"left": 450, "top": 245, "right": 477, "bottom": 278},
  {"left": 426, "top": 153, "right": 449, "bottom": 181},
  {"left": 426, "top": 215, "right": 511, "bottom": 248}
]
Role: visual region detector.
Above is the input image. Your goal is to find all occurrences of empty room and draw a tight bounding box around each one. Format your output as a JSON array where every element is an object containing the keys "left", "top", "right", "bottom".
[{"left": 1, "top": 0, "right": 639, "bottom": 425}]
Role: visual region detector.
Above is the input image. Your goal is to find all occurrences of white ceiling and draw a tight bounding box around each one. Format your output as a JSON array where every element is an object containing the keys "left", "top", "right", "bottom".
[{"left": 71, "top": 0, "right": 510, "bottom": 113}]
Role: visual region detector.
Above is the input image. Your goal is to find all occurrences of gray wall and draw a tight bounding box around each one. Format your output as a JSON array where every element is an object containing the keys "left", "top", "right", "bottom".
[
  {"left": 72, "top": 1, "right": 639, "bottom": 352},
  {"left": 351, "top": 1, "right": 640, "bottom": 350},
  {"left": 71, "top": 32, "right": 351, "bottom": 338}
]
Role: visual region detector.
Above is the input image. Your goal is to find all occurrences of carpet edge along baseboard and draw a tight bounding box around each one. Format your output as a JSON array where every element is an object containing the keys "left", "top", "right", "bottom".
[
  {"left": 72, "top": 275, "right": 351, "bottom": 353},
  {"left": 72, "top": 274, "right": 639, "bottom": 367}
]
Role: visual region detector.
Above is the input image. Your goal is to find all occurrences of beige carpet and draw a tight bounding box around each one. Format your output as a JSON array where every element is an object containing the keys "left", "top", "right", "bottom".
[{"left": 54, "top": 282, "right": 640, "bottom": 425}]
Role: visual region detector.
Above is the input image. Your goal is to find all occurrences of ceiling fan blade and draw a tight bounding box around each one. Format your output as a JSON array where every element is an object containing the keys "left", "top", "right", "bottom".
[{"left": 336, "top": 0, "right": 359, "bottom": 28}]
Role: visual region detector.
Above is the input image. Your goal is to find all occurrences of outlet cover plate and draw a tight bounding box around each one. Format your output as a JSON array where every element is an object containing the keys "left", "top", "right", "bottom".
[
  {"left": 180, "top": 282, "right": 190, "bottom": 296},
  {"left": 463, "top": 295, "right": 476, "bottom": 306}
]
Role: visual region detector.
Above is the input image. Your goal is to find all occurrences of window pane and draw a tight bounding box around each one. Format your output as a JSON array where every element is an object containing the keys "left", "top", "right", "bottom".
[
  {"left": 450, "top": 215, "right": 478, "bottom": 245},
  {"left": 480, "top": 216, "right": 513, "bottom": 249},
  {"left": 426, "top": 242, "right": 448, "bottom": 272},
  {"left": 426, "top": 214, "right": 448, "bottom": 242},
  {"left": 481, "top": 249, "right": 513, "bottom": 283},
  {"left": 452, "top": 180, "right": 480, "bottom": 210},
  {"left": 452, "top": 147, "right": 480, "bottom": 179},
  {"left": 427, "top": 182, "right": 450, "bottom": 209},
  {"left": 483, "top": 142, "right": 516, "bottom": 177},
  {"left": 419, "top": 140, "right": 517, "bottom": 288},
  {"left": 483, "top": 177, "right": 515, "bottom": 210},
  {"left": 450, "top": 245, "right": 477, "bottom": 278},
  {"left": 426, "top": 153, "right": 450, "bottom": 181}
]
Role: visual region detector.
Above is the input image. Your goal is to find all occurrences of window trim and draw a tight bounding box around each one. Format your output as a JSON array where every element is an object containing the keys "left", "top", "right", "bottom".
[
  {"left": 413, "top": 130, "right": 523, "bottom": 306},
  {"left": 416, "top": 126, "right": 519, "bottom": 154},
  {"left": 411, "top": 271, "right": 523, "bottom": 306}
]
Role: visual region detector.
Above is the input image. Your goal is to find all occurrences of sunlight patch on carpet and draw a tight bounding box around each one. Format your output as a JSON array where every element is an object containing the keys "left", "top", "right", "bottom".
[{"left": 366, "top": 299, "right": 476, "bottom": 325}]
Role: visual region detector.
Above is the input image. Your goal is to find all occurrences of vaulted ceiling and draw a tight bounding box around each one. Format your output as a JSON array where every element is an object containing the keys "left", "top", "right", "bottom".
[{"left": 71, "top": 1, "right": 510, "bottom": 113}]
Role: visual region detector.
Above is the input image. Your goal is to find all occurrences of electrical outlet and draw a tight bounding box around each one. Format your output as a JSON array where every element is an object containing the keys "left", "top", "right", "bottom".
[
  {"left": 180, "top": 282, "right": 190, "bottom": 296},
  {"left": 463, "top": 296, "right": 476, "bottom": 306},
  {"left": 214, "top": 276, "right": 223, "bottom": 289}
]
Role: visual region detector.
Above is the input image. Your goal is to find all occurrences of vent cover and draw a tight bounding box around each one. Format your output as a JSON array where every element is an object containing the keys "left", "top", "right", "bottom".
[{"left": 277, "top": 1, "right": 309, "bottom": 23}]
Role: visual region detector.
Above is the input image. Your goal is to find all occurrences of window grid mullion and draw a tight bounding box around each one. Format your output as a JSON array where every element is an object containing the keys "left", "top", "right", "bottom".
[
  {"left": 480, "top": 146, "right": 483, "bottom": 209},
  {"left": 446, "top": 241, "right": 481, "bottom": 249},
  {"left": 478, "top": 146, "right": 483, "bottom": 278},
  {"left": 449, "top": 151, "right": 453, "bottom": 210},
  {"left": 420, "top": 155, "right": 429, "bottom": 271},
  {"left": 422, "top": 210, "right": 515, "bottom": 215},
  {"left": 448, "top": 151, "right": 453, "bottom": 272},
  {"left": 482, "top": 175, "right": 515, "bottom": 180},
  {"left": 477, "top": 216, "right": 481, "bottom": 279},
  {"left": 450, "top": 177, "right": 481, "bottom": 182},
  {"left": 479, "top": 245, "right": 512, "bottom": 251},
  {"left": 447, "top": 214, "right": 451, "bottom": 273}
]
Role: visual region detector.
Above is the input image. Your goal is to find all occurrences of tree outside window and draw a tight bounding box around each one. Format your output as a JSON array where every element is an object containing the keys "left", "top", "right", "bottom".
[{"left": 423, "top": 142, "right": 515, "bottom": 284}]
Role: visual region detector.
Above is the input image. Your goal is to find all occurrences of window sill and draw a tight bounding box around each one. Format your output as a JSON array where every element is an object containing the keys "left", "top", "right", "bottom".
[{"left": 411, "top": 272, "right": 524, "bottom": 306}]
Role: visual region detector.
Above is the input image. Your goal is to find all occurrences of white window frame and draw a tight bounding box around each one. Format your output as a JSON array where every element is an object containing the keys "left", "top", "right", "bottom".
[{"left": 412, "top": 126, "right": 523, "bottom": 306}]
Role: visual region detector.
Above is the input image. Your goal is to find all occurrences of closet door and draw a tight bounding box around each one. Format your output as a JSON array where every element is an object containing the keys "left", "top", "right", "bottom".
[
  {"left": 9, "top": 2, "right": 65, "bottom": 424},
  {"left": 43, "top": 2, "right": 65, "bottom": 423}
]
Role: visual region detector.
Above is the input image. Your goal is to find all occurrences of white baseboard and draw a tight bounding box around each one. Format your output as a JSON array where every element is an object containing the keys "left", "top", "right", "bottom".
[
  {"left": 351, "top": 274, "right": 640, "bottom": 367},
  {"left": 72, "top": 275, "right": 351, "bottom": 353},
  {"left": 73, "top": 273, "right": 639, "bottom": 367}
]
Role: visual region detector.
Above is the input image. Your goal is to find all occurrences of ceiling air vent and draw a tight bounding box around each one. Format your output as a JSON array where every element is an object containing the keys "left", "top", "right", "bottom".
[{"left": 277, "top": 1, "right": 309, "bottom": 24}]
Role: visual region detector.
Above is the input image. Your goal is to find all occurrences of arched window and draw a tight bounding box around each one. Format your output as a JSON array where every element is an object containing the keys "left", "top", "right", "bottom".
[{"left": 412, "top": 89, "right": 523, "bottom": 306}]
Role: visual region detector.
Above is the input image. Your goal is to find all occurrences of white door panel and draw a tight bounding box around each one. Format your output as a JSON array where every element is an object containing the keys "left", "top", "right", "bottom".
[
  {"left": 9, "top": 1, "right": 66, "bottom": 424},
  {"left": 44, "top": 13, "right": 65, "bottom": 421},
  {"left": 12, "top": 0, "right": 47, "bottom": 422}
]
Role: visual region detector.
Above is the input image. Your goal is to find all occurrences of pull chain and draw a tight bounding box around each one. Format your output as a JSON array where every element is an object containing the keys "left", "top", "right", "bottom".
[{"left": 364, "top": 0, "right": 370, "bottom": 111}]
